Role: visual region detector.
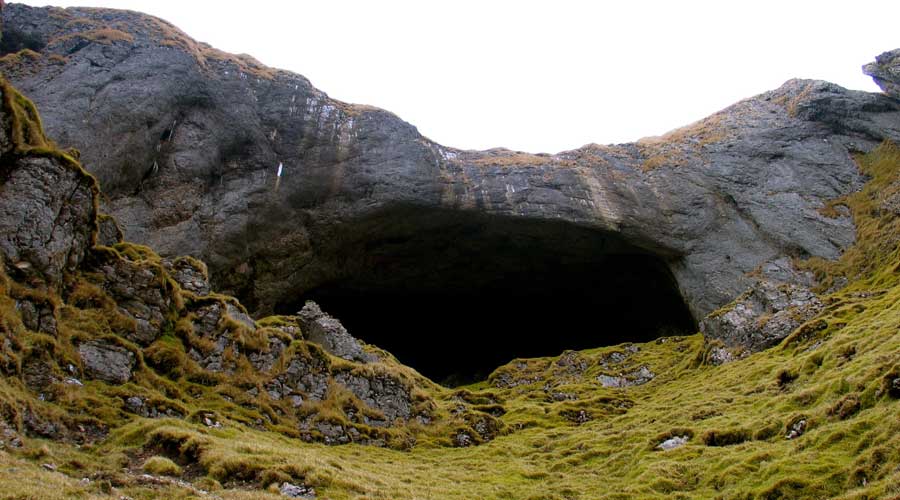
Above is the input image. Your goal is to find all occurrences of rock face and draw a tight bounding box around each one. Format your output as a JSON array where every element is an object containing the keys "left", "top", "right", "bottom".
[
  {"left": 78, "top": 339, "right": 135, "bottom": 384},
  {"left": 0, "top": 80, "right": 97, "bottom": 290},
  {"left": 297, "top": 301, "right": 374, "bottom": 363},
  {"left": 865, "top": 49, "right": 900, "bottom": 100},
  {"left": 3, "top": 5, "right": 900, "bottom": 350},
  {"left": 700, "top": 258, "right": 825, "bottom": 354}
]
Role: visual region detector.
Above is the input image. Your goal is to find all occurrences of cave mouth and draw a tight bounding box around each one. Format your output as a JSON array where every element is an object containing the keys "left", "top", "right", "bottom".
[{"left": 277, "top": 207, "right": 697, "bottom": 386}]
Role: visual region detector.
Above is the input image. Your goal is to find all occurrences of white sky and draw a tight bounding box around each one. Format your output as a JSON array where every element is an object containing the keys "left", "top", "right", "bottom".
[{"left": 18, "top": 0, "right": 900, "bottom": 153}]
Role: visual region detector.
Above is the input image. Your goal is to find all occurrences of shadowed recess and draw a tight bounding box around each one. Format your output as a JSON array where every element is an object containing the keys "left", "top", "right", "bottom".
[{"left": 277, "top": 208, "right": 698, "bottom": 386}]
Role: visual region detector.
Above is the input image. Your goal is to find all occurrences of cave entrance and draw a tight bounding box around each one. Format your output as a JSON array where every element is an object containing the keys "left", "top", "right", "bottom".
[{"left": 279, "top": 207, "right": 697, "bottom": 386}]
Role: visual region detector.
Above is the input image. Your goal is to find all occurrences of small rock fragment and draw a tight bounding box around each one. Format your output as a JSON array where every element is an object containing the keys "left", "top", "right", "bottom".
[
  {"left": 280, "top": 481, "right": 316, "bottom": 498},
  {"left": 657, "top": 435, "right": 690, "bottom": 451}
]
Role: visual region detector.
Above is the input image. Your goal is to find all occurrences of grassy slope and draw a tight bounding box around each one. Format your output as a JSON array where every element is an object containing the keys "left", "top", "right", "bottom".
[{"left": 0, "top": 79, "right": 899, "bottom": 498}]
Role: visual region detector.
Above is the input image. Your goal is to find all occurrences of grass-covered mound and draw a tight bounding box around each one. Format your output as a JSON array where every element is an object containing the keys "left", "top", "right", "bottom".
[{"left": 1, "top": 74, "right": 899, "bottom": 498}]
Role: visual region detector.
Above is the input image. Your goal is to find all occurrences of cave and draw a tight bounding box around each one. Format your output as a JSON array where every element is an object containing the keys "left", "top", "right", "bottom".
[{"left": 278, "top": 207, "right": 697, "bottom": 386}]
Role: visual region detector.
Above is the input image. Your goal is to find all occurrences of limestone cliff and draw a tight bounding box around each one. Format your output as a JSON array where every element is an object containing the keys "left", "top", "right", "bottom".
[{"left": 5, "top": 5, "right": 900, "bottom": 334}]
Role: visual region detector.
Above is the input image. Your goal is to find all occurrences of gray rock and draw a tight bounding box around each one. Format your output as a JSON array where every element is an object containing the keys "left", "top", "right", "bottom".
[
  {"left": 297, "top": 301, "right": 373, "bottom": 363},
  {"left": 97, "top": 214, "right": 124, "bottom": 247},
  {"left": 187, "top": 300, "right": 287, "bottom": 373},
  {"left": 124, "top": 396, "right": 144, "bottom": 414},
  {"left": 657, "top": 435, "right": 690, "bottom": 451},
  {"left": 6, "top": 5, "right": 899, "bottom": 330},
  {"left": 333, "top": 370, "right": 413, "bottom": 424},
  {"left": 15, "top": 298, "right": 57, "bottom": 336},
  {"left": 786, "top": 419, "right": 807, "bottom": 440},
  {"left": 162, "top": 256, "right": 210, "bottom": 295},
  {"left": 274, "top": 349, "right": 330, "bottom": 401},
  {"left": 89, "top": 255, "right": 173, "bottom": 345},
  {"left": 280, "top": 482, "right": 315, "bottom": 499},
  {"left": 598, "top": 365, "right": 655, "bottom": 388},
  {"left": 707, "top": 346, "right": 737, "bottom": 366},
  {"left": 701, "top": 274, "right": 824, "bottom": 352},
  {"left": 78, "top": 340, "right": 135, "bottom": 385},
  {"left": 864, "top": 49, "right": 900, "bottom": 100},
  {"left": 0, "top": 153, "right": 96, "bottom": 290}
]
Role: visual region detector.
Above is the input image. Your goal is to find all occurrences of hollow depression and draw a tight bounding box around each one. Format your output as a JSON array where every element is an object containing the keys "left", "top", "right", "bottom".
[{"left": 276, "top": 208, "right": 697, "bottom": 386}]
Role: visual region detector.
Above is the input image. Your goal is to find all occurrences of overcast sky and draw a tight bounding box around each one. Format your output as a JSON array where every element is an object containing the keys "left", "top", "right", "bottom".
[{"left": 18, "top": 0, "right": 900, "bottom": 153}]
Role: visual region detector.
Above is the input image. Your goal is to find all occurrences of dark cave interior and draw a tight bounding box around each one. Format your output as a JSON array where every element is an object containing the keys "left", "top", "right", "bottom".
[{"left": 281, "top": 208, "right": 697, "bottom": 386}]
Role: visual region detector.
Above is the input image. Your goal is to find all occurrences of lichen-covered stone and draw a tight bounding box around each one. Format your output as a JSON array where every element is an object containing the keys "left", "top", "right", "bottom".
[
  {"left": 162, "top": 257, "right": 210, "bottom": 296},
  {"left": 0, "top": 155, "right": 96, "bottom": 289},
  {"left": 297, "top": 301, "right": 374, "bottom": 363},
  {"left": 333, "top": 370, "right": 413, "bottom": 424},
  {"left": 97, "top": 214, "right": 124, "bottom": 247},
  {"left": 78, "top": 339, "right": 135, "bottom": 385},
  {"left": 15, "top": 298, "right": 56, "bottom": 336},
  {"left": 89, "top": 255, "right": 173, "bottom": 346},
  {"left": 271, "top": 347, "right": 330, "bottom": 402},
  {"left": 864, "top": 49, "right": 900, "bottom": 100},
  {"left": 186, "top": 300, "right": 287, "bottom": 373},
  {"left": 597, "top": 365, "right": 655, "bottom": 388},
  {"left": 701, "top": 278, "right": 824, "bottom": 353}
]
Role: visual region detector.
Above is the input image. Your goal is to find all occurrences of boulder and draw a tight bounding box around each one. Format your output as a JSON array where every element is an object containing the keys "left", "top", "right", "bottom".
[
  {"left": 701, "top": 277, "right": 823, "bottom": 353},
  {"left": 297, "top": 301, "right": 374, "bottom": 363},
  {"left": 78, "top": 339, "right": 135, "bottom": 385},
  {"left": 162, "top": 257, "right": 210, "bottom": 296},
  {"left": 89, "top": 255, "right": 173, "bottom": 346},
  {"left": 864, "top": 49, "right": 900, "bottom": 100},
  {"left": 0, "top": 155, "right": 97, "bottom": 289}
]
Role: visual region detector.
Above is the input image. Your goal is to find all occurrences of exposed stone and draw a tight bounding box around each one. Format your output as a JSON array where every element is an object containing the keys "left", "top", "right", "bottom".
[
  {"left": 706, "top": 345, "right": 738, "bottom": 366},
  {"left": 0, "top": 153, "right": 96, "bottom": 289},
  {"left": 272, "top": 346, "right": 330, "bottom": 402},
  {"left": 89, "top": 255, "right": 173, "bottom": 345},
  {"left": 453, "top": 431, "right": 474, "bottom": 447},
  {"left": 332, "top": 370, "right": 413, "bottom": 424},
  {"left": 78, "top": 340, "right": 135, "bottom": 385},
  {"left": 657, "top": 435, "right": 689, "bottom": 451},
  {"left": 124, "top": 396, "right": 144, "bottom": 414},
  {"left": 8, "top": 5, "right": 900, "bottom": 331},
  {"left": 786, "top": 419, "right": 807, "bottom": 440},
  {"left": 162, "top": 257, "right": 210, "bottom": 296},
  {"left": 864, "top": 49, "right": 900, "bottom": 100},
  {"left": 22, "top": 356, "right": 58, "bottom": 393},
  {"left": 297, "top": 301, "right": 373, "bottom": 363},
  {"left": 561, "top": 409, "right": 592, "bottom": 424},
  {"left": 597, "top": 365, "right": 655, "bottom": 388},
  {"left": 280, "top": 482, "right": 315, "bottom": 499},
  {"left": 15, "top": 298, "right": 57, "bottom": 336},
  {"left": 554, "top": 350, "right": 590, "bottom": 378},
  {"left": 598, "top": 351, "right": 629, "bottom": 369},
  {"left": 701, "top": 274, "right": 824, "bottom": 352},
  {"left": 97, "top": 214, "right": 124, "bottom": 247}
]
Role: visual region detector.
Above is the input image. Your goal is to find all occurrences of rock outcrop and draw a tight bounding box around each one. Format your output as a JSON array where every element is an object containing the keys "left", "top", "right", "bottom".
[
  {"left": 0, "top": 74, "right": 497, "bottom": 450},
  {"left": 865, "top": 49, "right": 900, "bottom": 100},
  {"left": 5, "top": 5, "right": 900, "bottom": 338},
  {"left": 297, "top": 301, "right": 375, "bottom": 363}
]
